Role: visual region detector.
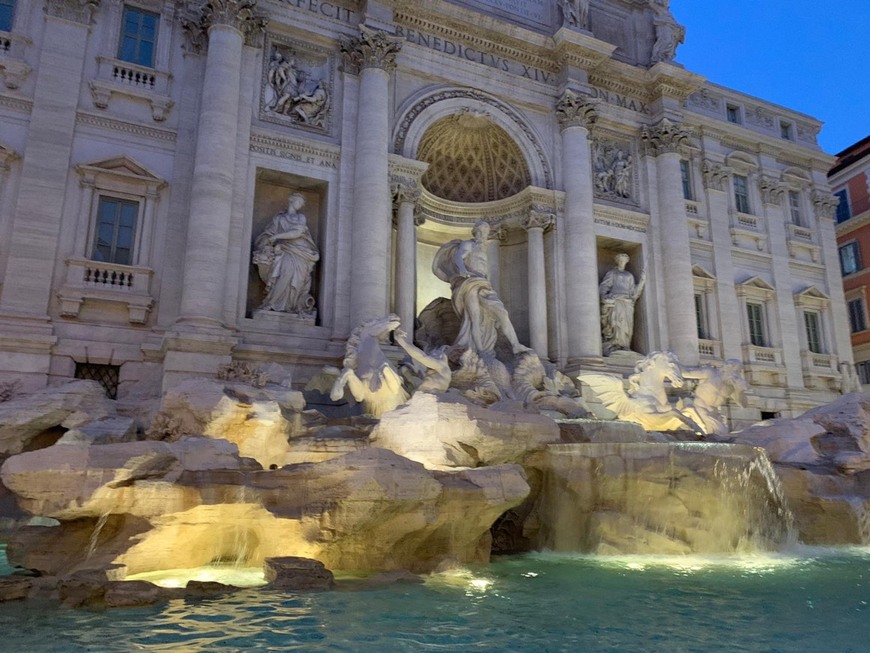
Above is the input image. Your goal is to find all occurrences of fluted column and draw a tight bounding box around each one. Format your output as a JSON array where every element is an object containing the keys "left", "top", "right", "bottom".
[
  {"left": 392, "top": 182, "right": 422, "bottom": 332},
  {"left": 524, "top": 211, "right": 554, "bottom": 359},
  {"left": 341, "top": 27, "right": 402, "bottom": 327},
  {"left": 556, "top": 89, "right": 600, "bottom": 365},
  {"left": 177, "top": 0, "right": 266, "bottom": 327},
  {"left": 486, "top": 225, "right": 506, "bottom": 297},
  {"left": 642, "top": 118, "right": 698, "bottom": 365}
]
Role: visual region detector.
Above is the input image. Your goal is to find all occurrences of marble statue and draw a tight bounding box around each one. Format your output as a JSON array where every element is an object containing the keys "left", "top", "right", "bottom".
[
  {"left": 650, "top": 0, "right": 685, "bottom": 64},
  {"left": 394, "top": 328, "right": 452, "bottom": 394},
  {"left": 599, "top": 253, "right": 646, "bottom": 355},
  {"left": 679, "top": 360, "right": 749, "bottom": 436},
  {"left": 330, "top": 315, "right": 410, "bottom": 417},
  {"left": 513, "top": 352, "right": 589, "bottom": 418},
  {"left": 433, "top": 220, "right": 531, "bottom": 358},
  {"left": 558, "top": 0, "right": 589, "bottom": 30},
  {"left": 265, "top": 46, "right": 330, "bottom": 128},
  {"left": 253, "top": 193, "right": 320, "bottom": 317},
  {"left": 839, "top": 361, "right": 863, "bottom": 394},
  {"left": 580, "top": 351, "right": 702, "bottom": 432}
]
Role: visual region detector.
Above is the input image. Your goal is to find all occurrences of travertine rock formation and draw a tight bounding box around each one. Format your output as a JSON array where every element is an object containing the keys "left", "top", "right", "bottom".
[{"left": 732, "top": 392, "right": 870, "bottom": 544}]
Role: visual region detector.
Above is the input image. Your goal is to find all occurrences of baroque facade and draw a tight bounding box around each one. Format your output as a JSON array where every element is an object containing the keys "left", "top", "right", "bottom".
[{"left": 0, "top": 0, "right": 852, "bottom": 424}]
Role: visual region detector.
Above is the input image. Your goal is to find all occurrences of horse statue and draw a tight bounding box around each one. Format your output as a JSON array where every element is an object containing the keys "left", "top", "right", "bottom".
[
  {"left": 580, "top": 351, "right": 702, "bottom": 433},
  {"left": 679, "top": 359, "right": 749, "bottom": 436},
  {"left": 330, "top": 314, "right": 409, "bottom": 418}
]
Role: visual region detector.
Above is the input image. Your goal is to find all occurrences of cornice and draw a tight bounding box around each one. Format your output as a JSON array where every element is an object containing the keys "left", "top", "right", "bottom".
[
  {"left": 76, "top": 112, "right": 177, "bottom": 142},
  {"left": 0, "top": 94, "right": 33, "bottom": 114},
  {"left": 835, "top": 210, "right": 870, "bottom": 239},
  {"left": 249, "top": 129, "right": 341, "bottom": 163},
  {"left": 593, "top": 204, "right": 649, "bottom": 233}
]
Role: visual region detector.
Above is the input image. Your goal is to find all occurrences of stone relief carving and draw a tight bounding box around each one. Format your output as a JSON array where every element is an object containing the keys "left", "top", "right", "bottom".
[
  {"left": 45, "top": 0, "right": 101, "bottom": 24},
  {"left": 678, "top": 360, "right": 749, "bottom": 436},
  {"left": 252, "top": 192, "right": 320, "bottom": 319},
  {"left": 432, "top": 220, "right": 531, "bottom": 358},
  {"left": 580, "top": 351, "right": 702, "bottom": 432},
  {"left": 686, "top": 88, "right": 722, "bottom": 113},
  {"left": 746, "top": 106, "right": 775, "bottom": 129},
  {"left": 599, "top": 253, "right": 645, "bottom": 356},
  {"left": 592, "top": 140, "right": 634, "bottom": 201},
  {"left": 649, "top": 0, "right": 685, "bottom": 65},
  {"left": 263, "top": 43, "right": 331, "bottom": 131},
  {"left": 558, "top": 0, "right": 590, "bottom": 30}
]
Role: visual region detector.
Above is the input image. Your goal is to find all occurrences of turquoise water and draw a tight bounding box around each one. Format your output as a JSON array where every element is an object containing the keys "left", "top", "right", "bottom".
[{"left": 0, "top": 547, "right": 869, "bottom": 652}]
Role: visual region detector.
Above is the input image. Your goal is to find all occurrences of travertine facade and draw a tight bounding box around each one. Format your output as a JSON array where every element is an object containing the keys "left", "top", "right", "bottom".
[{"left": 0, "top": 0, "right": 851, "bottom": 424}]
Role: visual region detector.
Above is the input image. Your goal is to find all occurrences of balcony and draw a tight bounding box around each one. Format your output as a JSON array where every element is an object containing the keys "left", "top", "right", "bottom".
[
  {"left": 698, "top": 339, "right": 722, "bottom": 359},
  {"left": 786, "top": 223, "right": 820, "bottom": 264},
  {"left": 57, "top": 258, "right": 155, "bottom": 324},
  {"left": 89, "top": 56, "right": 173, "bottom": 121},
  {"left": 800, "top": 351, "right": 839, "bottom": 391},
  {"left": 0, "top": 30, "right": 31, "bottom": 89},
  {"left": 741, "top": 344, "right": 786, "bottom": 386}
]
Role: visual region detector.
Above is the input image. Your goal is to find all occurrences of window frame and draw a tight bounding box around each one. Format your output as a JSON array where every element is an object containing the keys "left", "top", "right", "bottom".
[
  {"left": 0, "top": 0, "right": 15, "bottom": 33},
  {"left": 803, "top": 310, "right": 823, "bottom": 354},
  {"left": 746, "top": 301, "right": 766, "bottom": 347},
  {"left": 780, "top": 120, "right": 794, "bottom": 141},
  {"left": 733, "top": 174, "right": 751, "bottom": 214},
  {"left": 839, "top": 241, "right": 862, "bottom": 276},
  {"left": 835, "top": 188, "right": 852, "bottom": 224},
  {"left": 117, "top": 4, "right": 159, "bottom": 69},
  {"left": 726, "top": 104, "right": 741, "bottom": 125},
  {"left": 680, "top": 159, "right": 694, "bottom": 201},
  {"left": 694, "top": 292, "right": 709, "bottom": 340},
  {"left": 848, "top": 298, "right": 867, "bottom": 334},
  {"left": 788, "top": 190, "right": 804, "bottom": 226},
  {"left": 92, "top": 195, "right": 141, "bottom": 266},
  {"left": 856, "top": 361, "right": 870, "bottom": 385}
]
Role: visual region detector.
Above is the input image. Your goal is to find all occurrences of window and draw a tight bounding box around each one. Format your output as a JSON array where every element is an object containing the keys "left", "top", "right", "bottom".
[
  {"left": 75, "top": 363, "right": 120, "bottom": 399},
  {"left": 733, "top": 174, "right": 751, "bottom": 213},
  {"left": 118, "top": 6, "right": 158, "bottom": 68},
  {"left": 694, "top": 293, "right": 709, "bottom": 340},
  {"left": 680, "top": 160, "right": 693, "bottom": 201},
  {"left": 780, "top": 121, "right": 793, "bottom": 141},
  {"left": 848, "top": 299, "right": 867, "bottom": 333},
  {"left": 92, "top": 196, "right": 139, "bottom": 265},
  {"left": 835, "top": 189, "right": 852, "bottom": 223},
  {"left": 746, "top": 302, "right": 766, "bottom": 346},
  {"left": 788, "top": 190, "right": 803, "bottom": 226},
  {"left": 839, "top": 242, "right": 861, "bottom": 276},
  {"left": 857, "top": 361, "right": 870, "bottom": 385},
  {"left": 0, "top": 0, "right": 14, "bottom": 33},
  {"left": 804, "top": 311, "right": 822, "bottom": 353},
  {"left": 726, "top": 104, "right": 741, "bottom": 124}
]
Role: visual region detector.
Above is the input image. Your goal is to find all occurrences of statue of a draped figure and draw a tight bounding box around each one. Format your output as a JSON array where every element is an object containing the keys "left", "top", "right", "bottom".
[
  {"left": 253, "top": 192, "right": 320, "bottom": 317},
  {"left": 432, "top": 220, "right": 530, "bottom": 358},
  {"left": 599, "top": 253, "right": 646, "bottom": 355}
]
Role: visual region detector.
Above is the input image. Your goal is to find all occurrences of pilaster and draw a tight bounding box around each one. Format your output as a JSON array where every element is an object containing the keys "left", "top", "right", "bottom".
[{"left": 523, "top": 211, "right": 554, "bottom": 359}]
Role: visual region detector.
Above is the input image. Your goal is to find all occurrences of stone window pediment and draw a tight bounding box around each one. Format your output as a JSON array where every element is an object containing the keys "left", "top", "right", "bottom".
[
  {"left": 691, "top": 264, "right": 716, "bottom": 291},
  {"left": 794, "top": 286, "right": 831, "bottom": 310},
  {"left": 76, "top": 155, "right": 166, "bottom": 193},
  {"left": 725, "top": 151, "right": 758, "bottom": 174},
  {"left": 736, "top": 276, "right": 776, "bottom": 300}
]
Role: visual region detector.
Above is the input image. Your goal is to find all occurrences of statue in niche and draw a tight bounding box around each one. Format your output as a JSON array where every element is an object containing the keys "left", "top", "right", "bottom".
[
  {"left": 593, "top": 141, "right": 633, "bottom": 201},
  {"left": 678, "top": 360, "right": 749, "bottom": 436},
  {"left": 432, "top": 219, "right": 531, "bottom": 359},
  {"left": 264, "top": 46, "right": 330, "bottom": 129},
  {"left": 330, "top": 315, "right": 410, "bottom": 418},
  {"left": 649, "top": 0, "right": 685, "bottom": 65},
  {"left": 580, "top": 351, "right": 702, "bottom": 433},
  {"left": 252, "top": 192, "right": 320, "bottom": 317},
  {"left": 558, "top": 0, "right": 590, "bottom": 30},
  {"left": 599, "top": 253, "right": 646, "bottom": 356}
]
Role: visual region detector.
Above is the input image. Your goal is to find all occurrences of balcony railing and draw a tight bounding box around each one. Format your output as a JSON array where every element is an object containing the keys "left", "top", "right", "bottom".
[
  {"left": 698, "top": 339, "right": 722, "bottom": 359},
  {"left": 57, "top": 258, "right": 154, "bottom": 324},
  {"left": 89, "top": 56, "right": 173, "bottom": 121},
  {"left": 741, "top": 344, "right": 783, "bottom": 367}
]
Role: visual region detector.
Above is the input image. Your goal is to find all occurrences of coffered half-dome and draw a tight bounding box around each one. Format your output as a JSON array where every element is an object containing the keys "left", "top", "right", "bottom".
[{"left": 417, "top": 110, "right": 531, "bottom": 203}]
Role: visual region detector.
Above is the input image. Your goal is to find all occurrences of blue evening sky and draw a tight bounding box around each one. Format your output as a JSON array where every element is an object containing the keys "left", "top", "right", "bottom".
[{"left": 670, "top": 1, "right": 870, "bottom": 155}]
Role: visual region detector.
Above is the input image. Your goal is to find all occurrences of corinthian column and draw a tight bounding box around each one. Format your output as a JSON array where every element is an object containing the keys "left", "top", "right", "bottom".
[
  {"left": 341, "top": 27, "right": 402, "bottom": 327},
  {"left": 523, "top": 211, "right": 555, "bottom": 359},
  {"left": 392, "top": 182, "right": 422, "bottom": 332},
  {"left": 556, "top": 89, "right": 600, "bottom": 365},
  {"left": 177, "top": 0, "right": 266, "bottom": 327},
  {"left": 642, "top": 118, "right": 698, "bottom": 365}
]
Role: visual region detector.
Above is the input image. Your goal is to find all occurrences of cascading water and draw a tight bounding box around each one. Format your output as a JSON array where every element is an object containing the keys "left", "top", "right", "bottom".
[{"left": 527, "top": 441, "right": 797, "bottom": 555}]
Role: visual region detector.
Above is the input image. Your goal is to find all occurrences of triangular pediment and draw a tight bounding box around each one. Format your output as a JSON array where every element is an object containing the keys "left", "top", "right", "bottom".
[
  {"left": 77, "top": 156, "right": 163, "bottom": 182},
  {"left": 795, "top": 286, "right": 830, "bottom": 301},
  {"left": 691, "top": 264, "right": 716, "bottom": 280},
  {"left": 738, "top": 276, "right": 775, "bottom": 291}
]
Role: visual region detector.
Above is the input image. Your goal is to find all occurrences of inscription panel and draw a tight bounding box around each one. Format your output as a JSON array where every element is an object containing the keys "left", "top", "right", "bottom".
[{"left": 446, "top": 0, "right": 552, "bottom": 30}]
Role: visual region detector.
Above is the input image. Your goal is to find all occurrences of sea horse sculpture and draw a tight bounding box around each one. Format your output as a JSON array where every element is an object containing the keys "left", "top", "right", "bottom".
[
  {"left": 580, "top": 351, "right": 702, "bottom": 433},
  {"left": 679, "top": 359, "right": 749, "bottom": 436},
  {"left": 330, "top": 314, "right": 409, "bottom": 418}
]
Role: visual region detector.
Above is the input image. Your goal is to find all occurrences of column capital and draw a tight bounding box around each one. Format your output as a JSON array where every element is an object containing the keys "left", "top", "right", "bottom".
[
  {"left": 812, "top": 190, "right": 838, "bottom": 221},
  {"left": 182, "top": 0, "right": 268, "bottom": 51},
  {"left": 641, "top": 118, "right": 689, "bottom": 157},
  {"left": 486, "top": 223, "right": 508, "bottom": 243},
  {"left": 523, "top": 211, "right": 555, "bottom": 232},
  {"left": 555, "top": 89, "right": 597, "bottom": 131},
  {"left": 44, "top": 0, "right": 101, "bottom": 24},
  {"left": 391, "top": 180, "right": 421, "bottom": 207},
  {"left": 759, "top": 175, "right": 787, "bottom": 206},
  {"left": 341, "top": 25, "right": 402, "bottom": 74},
  {"left": 701, "top": 160, "right": 732, "bottom": 192}
]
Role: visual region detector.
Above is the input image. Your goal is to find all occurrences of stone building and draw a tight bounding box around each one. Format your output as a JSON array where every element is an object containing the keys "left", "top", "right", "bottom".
[
  {"left": 0, "top": 0, "right": 852, "bottom": 423},
  {"left": 830, "top": 135, "right": 870, "bottom": 389}
]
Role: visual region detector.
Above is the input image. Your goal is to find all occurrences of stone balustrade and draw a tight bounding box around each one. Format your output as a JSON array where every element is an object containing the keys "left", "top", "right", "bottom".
[
  {"left": 57, "top": 258, "right": 154, "bottom": 324},
  {"left": 698, "top": 338, "right": 721, "bottom": 359},
  {"left": 89, "top": 56, "right": 173, "bottom": 121}
]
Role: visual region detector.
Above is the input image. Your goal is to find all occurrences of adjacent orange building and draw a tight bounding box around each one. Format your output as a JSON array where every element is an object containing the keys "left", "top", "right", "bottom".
[{"left": 831, "top": 135, "right": 870, "bottom": 386}]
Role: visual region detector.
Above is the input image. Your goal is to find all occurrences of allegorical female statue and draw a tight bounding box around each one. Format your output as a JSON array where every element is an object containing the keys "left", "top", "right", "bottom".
[
  {"left": 253, "top": 192, "right": 320, "bottom": 317},
  {"left": 599, "top": 253, "right": 646, "bottom": 355}
]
